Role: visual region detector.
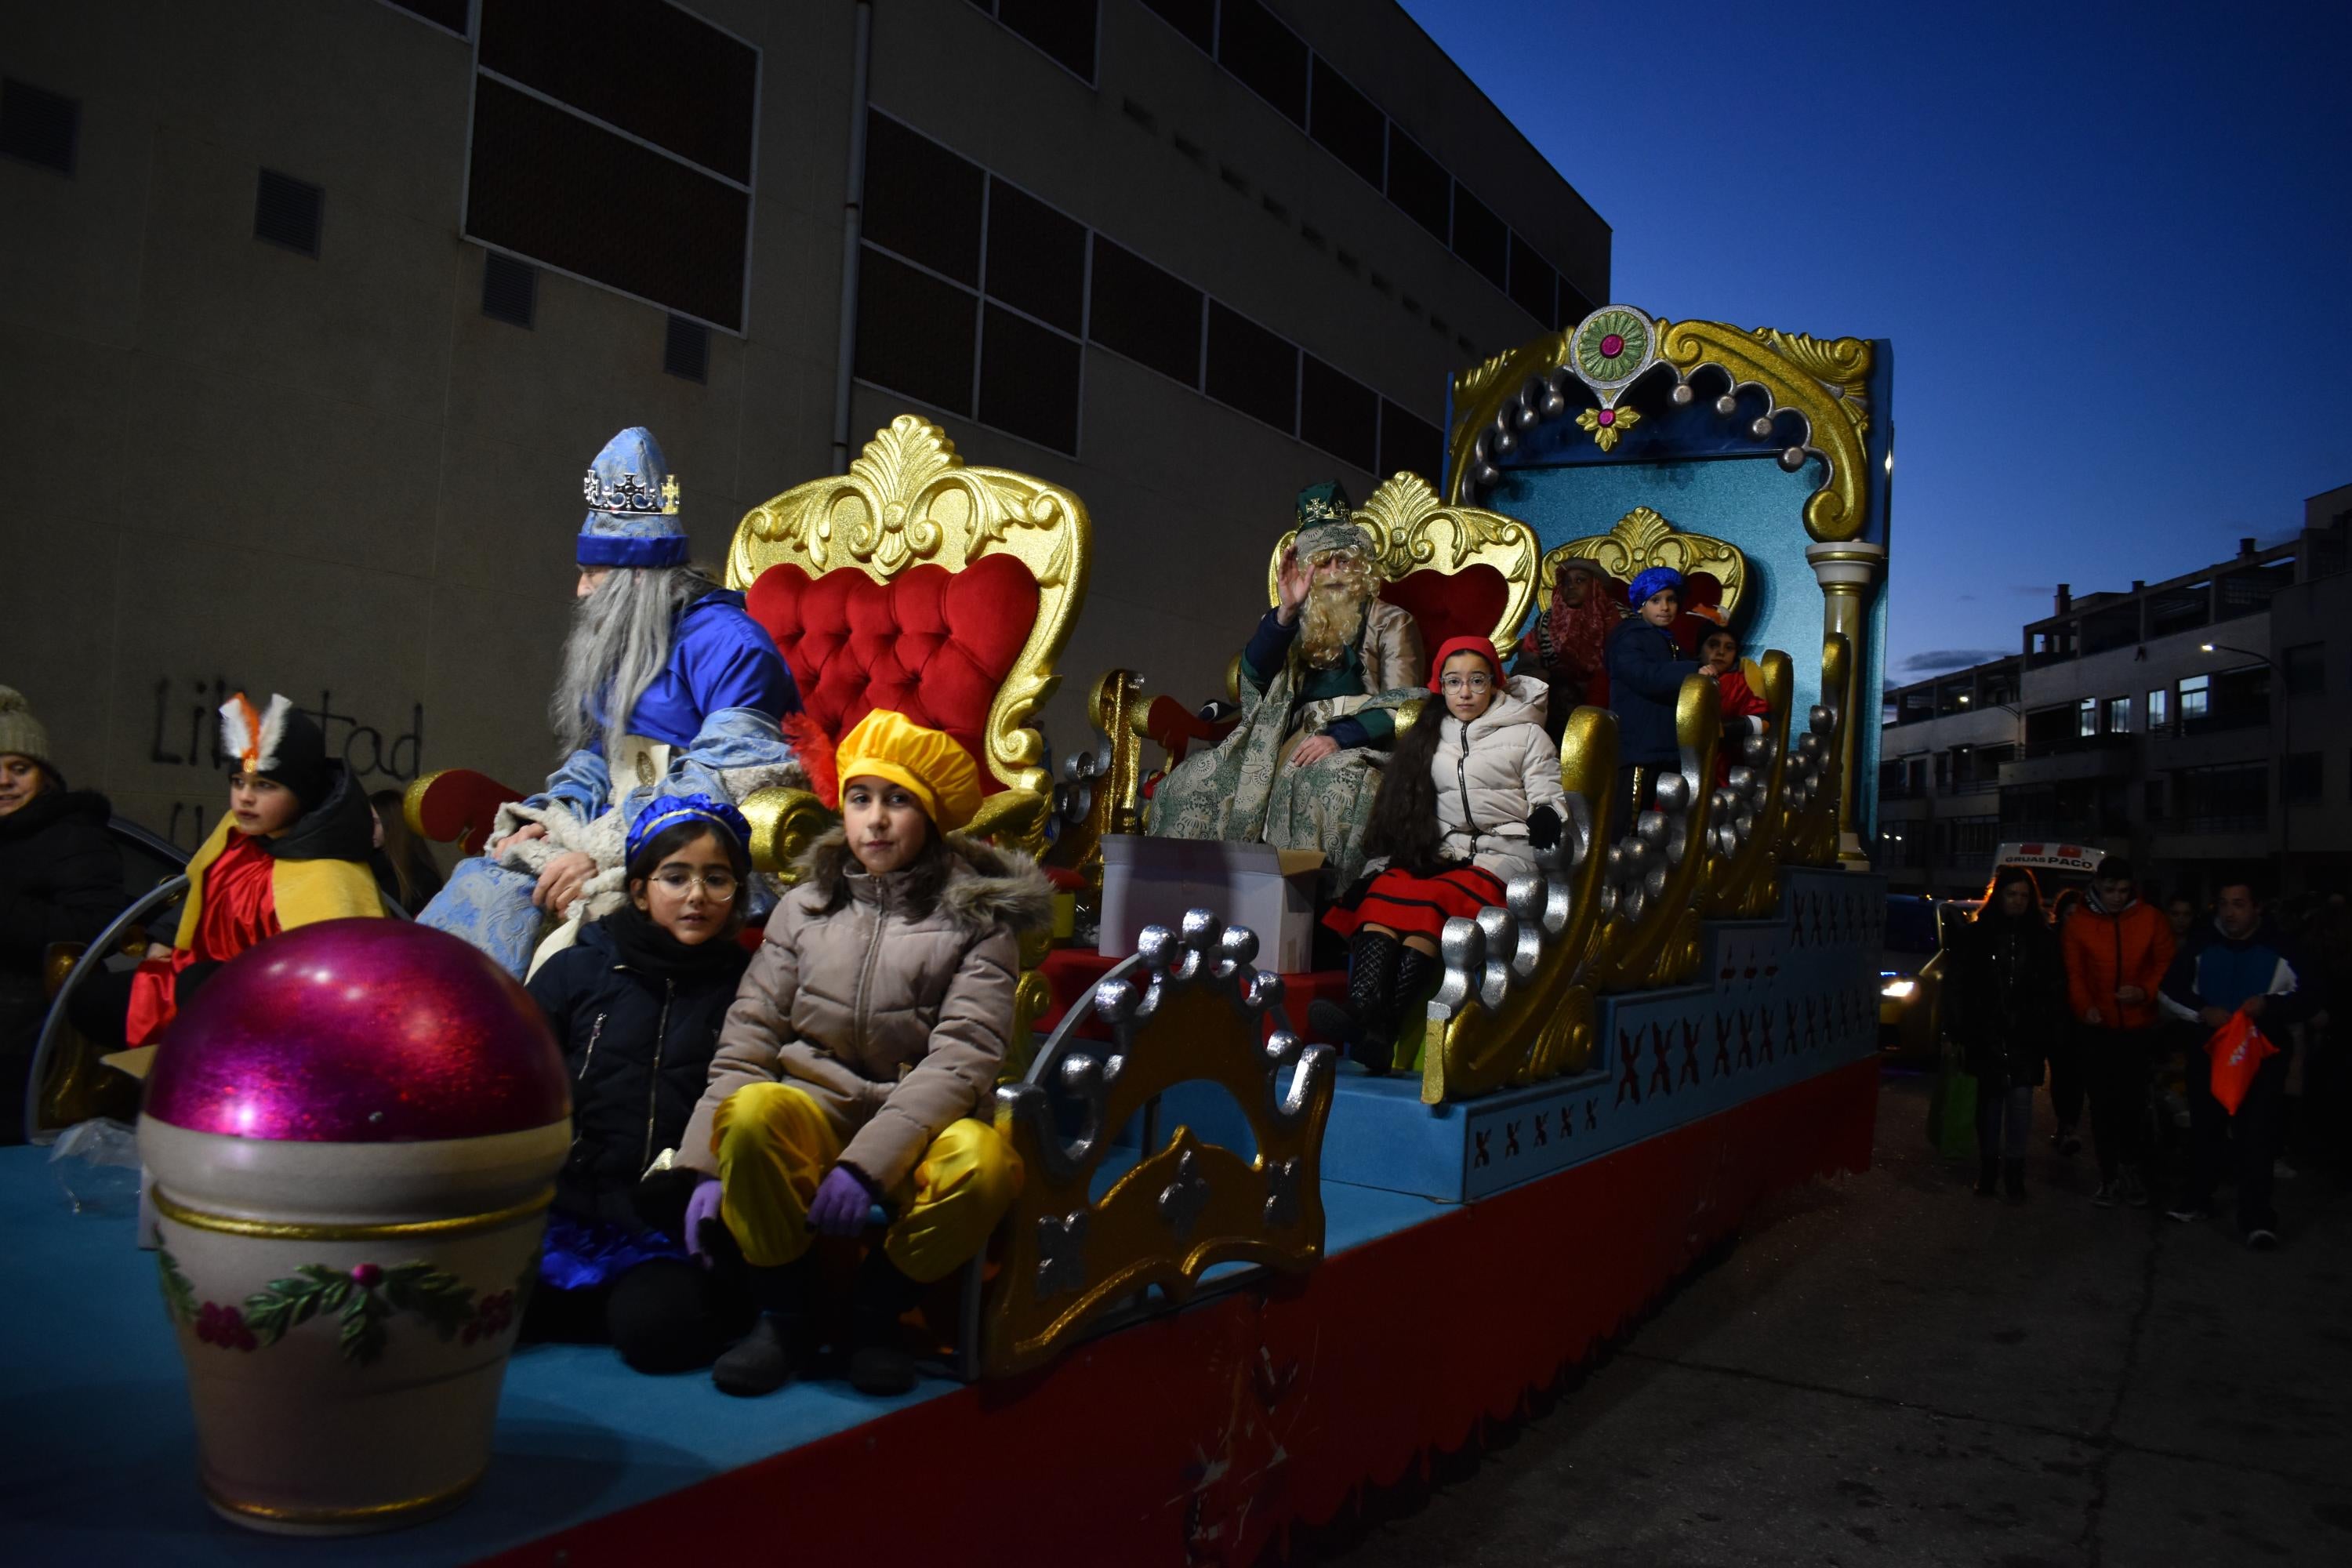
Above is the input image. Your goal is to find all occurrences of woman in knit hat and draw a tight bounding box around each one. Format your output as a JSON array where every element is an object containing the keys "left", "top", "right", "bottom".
[
  {"left": 673, "top": 709, "right": 1051, "bottom": 1398},
  {"left": 1, "top": 686, "right": 128, "bottom": 1140},
  {"left": 122, "top": 693, "right": 385, "bottom": 1046}
]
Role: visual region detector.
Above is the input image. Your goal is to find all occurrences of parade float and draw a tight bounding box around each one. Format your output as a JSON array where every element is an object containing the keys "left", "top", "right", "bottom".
[{"left": 7, "top": 303, "right": 1891, "bottom": 1566}]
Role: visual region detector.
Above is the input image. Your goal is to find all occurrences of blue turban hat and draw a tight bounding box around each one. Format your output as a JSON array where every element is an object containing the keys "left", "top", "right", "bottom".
[
  {"left": 1628, "top": 565, "right": 1684, "bottom": 608},
  {"left": 578, "top": 426, "right": 688, "bottom": 568},
  {"left": 625, "top": 793, "right": 751, "bottom": 867}
]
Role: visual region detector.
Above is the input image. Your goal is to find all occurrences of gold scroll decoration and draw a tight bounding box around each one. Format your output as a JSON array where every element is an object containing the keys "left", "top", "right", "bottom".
[
  {"left": 727, "top": 416, "right": 1093, "bottom": 810},
  {"left": 983, "top": 919, "right": 1334, "bottom": 1378},
  {"left": 1779, "top": 633, "right": 1850, "bottom": 869},
  {"left": 1443, "top": 313, "right": 1875, "bottom": 544},
  {"left": 1263, "top": 471, "right": 1539, "bottom": 662},
  {"left": 1421, "top": 703, "right": 1620, "bottom": 1104},
  {"left": 1538, "top": 506, "right": 1750, "bottom": 620}
]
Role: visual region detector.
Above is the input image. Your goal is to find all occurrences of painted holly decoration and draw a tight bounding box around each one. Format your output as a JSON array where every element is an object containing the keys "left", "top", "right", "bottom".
[
  {"left": 158, "top": 1250, "right": 501, "bottom": 1368},
  {"left": 1572, "top": 307, "right": 1653, "bottom": 386},
  {"left": 1575, "top": 404, "right": 1643, "bottom": 452}
]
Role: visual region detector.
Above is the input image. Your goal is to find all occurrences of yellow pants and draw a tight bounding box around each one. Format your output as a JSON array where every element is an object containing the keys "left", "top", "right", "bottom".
[{"left": 711, "top": 1082, "right": 1023, "bottom": 1283}]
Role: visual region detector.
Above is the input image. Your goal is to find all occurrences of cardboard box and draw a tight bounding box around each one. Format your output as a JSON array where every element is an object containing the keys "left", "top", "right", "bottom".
[{"left": 1098, "top": 835, "right": 1323, "bottom": 972}]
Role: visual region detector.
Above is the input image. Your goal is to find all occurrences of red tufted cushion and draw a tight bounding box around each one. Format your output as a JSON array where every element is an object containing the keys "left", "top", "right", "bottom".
[
  {"left": 743, "top": 554, "right": 1040, "bottom": 792},
  {"left": 1380, "top": 564, "right": 1509, "bottom": 661}
]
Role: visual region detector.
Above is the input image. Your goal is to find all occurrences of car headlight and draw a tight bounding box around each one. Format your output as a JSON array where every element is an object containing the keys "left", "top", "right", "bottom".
[{"left": 1880, "top": 978, "right": 1918, "bottom": 1001}]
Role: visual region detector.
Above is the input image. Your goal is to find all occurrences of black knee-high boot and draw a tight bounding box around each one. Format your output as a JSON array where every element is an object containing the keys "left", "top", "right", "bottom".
[
  {"left": 1309, "top": 930, "right": 1404, "bottom": 1073},
  {"left": 711, "top": 1252, "right": 818, "bottom": 1397},
  {"left": 848, "top": 1247, "right": 926, "bottom": 1396},
  {"left": 1395, "top": 946, "right": 1440, "bottom": 1031}
]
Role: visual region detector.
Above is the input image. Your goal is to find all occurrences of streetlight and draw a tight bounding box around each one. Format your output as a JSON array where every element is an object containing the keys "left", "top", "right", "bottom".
[{"left": 2198, "top": 642, "right": 2287, "bottom": 862}]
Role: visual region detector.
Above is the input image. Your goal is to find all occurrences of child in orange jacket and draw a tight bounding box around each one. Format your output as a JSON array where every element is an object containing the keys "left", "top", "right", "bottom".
[{"left": 2059, "top": 856, "right": 2173, "bottom": 1207}]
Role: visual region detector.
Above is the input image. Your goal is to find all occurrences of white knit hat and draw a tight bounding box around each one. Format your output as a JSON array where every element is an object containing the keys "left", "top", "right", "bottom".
[{"left": 0, "top": 685, "right": 51, "bottom": 767}]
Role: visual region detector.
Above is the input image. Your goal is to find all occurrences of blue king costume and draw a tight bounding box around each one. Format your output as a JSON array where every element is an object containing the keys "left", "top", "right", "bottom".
[{"left": 418, "top": 428, "right": 804, "bottom": 977}]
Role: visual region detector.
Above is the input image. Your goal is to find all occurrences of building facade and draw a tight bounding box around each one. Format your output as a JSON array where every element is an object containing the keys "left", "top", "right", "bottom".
[
  {"left": 1879, "top": 484, "right": 2352, "bottom": 899},
  {"left": 2, "top": 0, "right": 1608, "bottom": 847}
]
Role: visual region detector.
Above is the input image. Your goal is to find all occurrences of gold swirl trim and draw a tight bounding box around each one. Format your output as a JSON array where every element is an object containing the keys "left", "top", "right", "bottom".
[
  {"left": 152, "top": 1186, "right": 553, "bottom": 1243},
  {"left": 204, "top": 1471, "right": 481, "bottom": 1526}
]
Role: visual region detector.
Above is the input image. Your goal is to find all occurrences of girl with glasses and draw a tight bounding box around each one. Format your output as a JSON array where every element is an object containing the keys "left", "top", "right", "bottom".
[
  {"left": 520, "top": 793, "right": 760, "bottom": 1372},
  {"left": 1312, "top": 637, "right": 1570, "bottom": 1073}
]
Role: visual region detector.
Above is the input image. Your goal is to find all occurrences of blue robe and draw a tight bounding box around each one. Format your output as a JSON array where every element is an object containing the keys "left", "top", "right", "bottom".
[{"left": 420, "top": 590, "right": 801, "bottom": 975}]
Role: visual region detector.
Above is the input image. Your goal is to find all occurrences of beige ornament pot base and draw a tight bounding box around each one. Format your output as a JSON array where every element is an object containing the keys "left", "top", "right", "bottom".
[{"left": 144, "top": 1119, "right": 568, "bottom": 1535}]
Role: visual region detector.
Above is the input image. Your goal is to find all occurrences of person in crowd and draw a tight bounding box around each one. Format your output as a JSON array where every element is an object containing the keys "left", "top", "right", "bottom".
[
  {"left": 1606, "top": 566, "right": 1710, "bottom": 824},
  {"left": 1517, "top": 555, "right": 1618, "bottom": 740},
  {"left": 524, "top": 794, "right": 758, "bottom": 1370},
  {"left": 2162, "top": 879, "right": 2314, "bottom": 1248},
  {"left": 2165, "top": 893, "right": 2198, "bottom": 943},
  {"left": 368, "top": 787, "right": 445, "bottom": 916},
  {"left": 1312, "top": 637, "right": 1567, "bottom": 1073},
  {"left": 1696, "top": 625, "right": 1771, "bottom": 782},
  {"left": 418, "top": 426, "right": 803, "bottom": 978},
  {"left": 2042, "top": 881, "right": 2088, "bottom": 1156},
  {"left": 0, "top": 686, "right": 127, "bottom": 1141},
  {"left": 676, "top": 711, "right": 1050, "bottom": 1398},
  {"left": 124, "top": 695, "right": 385, "bottom": 1046},
  {"left": 1150, "top": 483, "right": 1426, "bottom": 897},
  {"left": 2061, "top": 857, "right": 2174, "bottom": 1208},
  {"left": 1949, "top": 867, "right": 2066, "bottom": 1202}
]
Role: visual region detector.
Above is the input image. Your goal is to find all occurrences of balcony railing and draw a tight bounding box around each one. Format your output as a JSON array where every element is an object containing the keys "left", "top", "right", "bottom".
[
  {"left": 2163, "top": 813, "right": 2268, "bottom": 836},
  {"left": 2016, "top": 733, "right": 2135, "bottom": 760}
]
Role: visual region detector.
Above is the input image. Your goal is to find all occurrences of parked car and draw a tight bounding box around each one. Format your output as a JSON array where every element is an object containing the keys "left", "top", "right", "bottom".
[{"left": 1880, "top": 894, "right": 1976, "bottom": 1059}]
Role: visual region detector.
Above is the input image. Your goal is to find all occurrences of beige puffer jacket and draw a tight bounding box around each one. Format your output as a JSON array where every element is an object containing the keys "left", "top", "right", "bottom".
[
  {"left": 1428, "top": 675, "right": 1570, "bottom": 882},
  {"left": 678, "top": 828, "right": 1053, "bottom": 1190}
]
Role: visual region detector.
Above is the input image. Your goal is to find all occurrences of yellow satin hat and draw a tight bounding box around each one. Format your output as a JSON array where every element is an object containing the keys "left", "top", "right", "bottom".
[{"left": 834, "top": 709, "right": 984, "bottom": 833}]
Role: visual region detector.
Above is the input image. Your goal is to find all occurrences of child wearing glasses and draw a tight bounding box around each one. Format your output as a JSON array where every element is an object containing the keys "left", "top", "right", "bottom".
[
  {"left": 521, "top": 793, "right": 758, "bottom": 1372},
  {"left": 1312, "top": 637, "right": 1568, "bottom": 1073}
]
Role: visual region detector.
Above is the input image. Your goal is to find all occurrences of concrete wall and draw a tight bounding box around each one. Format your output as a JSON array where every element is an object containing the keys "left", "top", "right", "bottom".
[{"left": 2, "top": 0, "right": 1606, "bottom": 850}]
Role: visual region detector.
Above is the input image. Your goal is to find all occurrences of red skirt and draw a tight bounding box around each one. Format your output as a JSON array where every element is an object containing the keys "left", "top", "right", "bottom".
[{"left": 1323, "top": 864, "right": 1507, "bottom": 941}]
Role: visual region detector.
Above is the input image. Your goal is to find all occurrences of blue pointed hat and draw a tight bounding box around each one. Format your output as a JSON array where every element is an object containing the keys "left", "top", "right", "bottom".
[{"left": 577, "top": 426, "right": 688, "bottom": 568}]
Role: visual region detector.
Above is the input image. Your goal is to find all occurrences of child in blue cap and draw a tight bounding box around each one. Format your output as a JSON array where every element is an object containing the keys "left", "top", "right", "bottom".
[{"left": 1604, "top": 566, "right": 1709, "bottom": 822}]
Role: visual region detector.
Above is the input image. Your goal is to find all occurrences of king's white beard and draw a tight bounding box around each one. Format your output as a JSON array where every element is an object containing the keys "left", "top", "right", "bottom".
[
  {"left": 549, "top": 567, "right": 710, "bottom": 757},
  {"left": 1298, "top": 582, "right": 1370, "bottom": 669}
]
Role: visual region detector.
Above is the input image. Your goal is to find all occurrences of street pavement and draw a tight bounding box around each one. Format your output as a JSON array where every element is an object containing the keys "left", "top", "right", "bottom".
[{"left": 1303, "top": 1065, "right": 2352, "bottom": 1567}]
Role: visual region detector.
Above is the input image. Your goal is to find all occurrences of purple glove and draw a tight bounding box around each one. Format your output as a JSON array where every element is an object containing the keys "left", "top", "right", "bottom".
[
  {"left": 808, "top": 1164, "right": 878, "bottom": 1238},
  {"left": 683, "top": 1178, "right": 724, "bottom": 1267}
]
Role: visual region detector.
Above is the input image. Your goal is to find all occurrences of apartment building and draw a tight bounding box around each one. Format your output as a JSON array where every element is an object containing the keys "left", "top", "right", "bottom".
[
  {"left": 2, "top": 0, "right": 1609, "bottom": 845},
  {"left": 1880, "top": 484, "right": 2352, "bottom": 898}
]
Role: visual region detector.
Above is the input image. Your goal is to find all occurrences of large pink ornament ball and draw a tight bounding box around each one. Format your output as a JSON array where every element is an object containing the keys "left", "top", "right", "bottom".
[{"left": 143, "top": 919, "right": 568, "bottom": 1142}]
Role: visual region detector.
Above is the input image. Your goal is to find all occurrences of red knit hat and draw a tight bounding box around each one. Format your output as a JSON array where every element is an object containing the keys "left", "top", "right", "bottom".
[{"left": 1426, "top": 635, "right": 1503, "bottom": 692}]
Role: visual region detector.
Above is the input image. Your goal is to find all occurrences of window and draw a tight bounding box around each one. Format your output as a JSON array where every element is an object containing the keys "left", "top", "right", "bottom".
[
  {"left": 385, "top": 0, "right": 471, "bottom": 36},
  {"left": 864, "top": 114, "right": 985, "bottom": 285},
  {"left": 254, "top": 169, "right": 325, "bottom": 257},
  {"left": 1508, "top": 232, "right": 1555, "bottom": 325},
  {"left": 1933, "top": 752, "right": 1950, "bottom": 788},
  {"left": 984, "top": 176, "right": 1085, "bottom": 334},
  {"left": 466, "top": 0, "right": 758, "bottom": 332},
  {"left": 1385, "top": 125, "right": 1450, "bottom": 243},
  {"left": 2284, "top": 752, "right": 2323, "bottom": 804},
  {"left": 2284, "top": 641, "right": 2325, "bottom": 696},
  {"left": 1205, "top": 301, "right": 1298, "bottom": 434},
  {"left": 1450, "top": 186, "right": 1508, "bottom": 290},
  {"left": 663, "top": 314, "right": 709, "bottom": 383},
  {"left": 2178, "top": 674, "right": 2210, "bottom": 723},
  {"left": 1377, "top": 399, "right": 1442, "bottom": 485},
  {"left": 2143, "top": 779, "right": 2165, "bottom": 820},
  {"left": 2077, "top": 697, "right": 2099, "bottom": 739},
  {"left": 1308, "top": 56, "right": 1385, "bottom": 186},
  {"left": 972, "top": 0, "right": 1098, "bottom": 81},
  {"left": 1300, "top": 355, "right": 1378, "bottom": 472},
  {"left": 2146, "top": 687, "right": 2169, "bottom": 731},
  {"left": 1, "top": 77, "right": 79, "bottom": 175},
  {"left": 854, "top": 250, "right": 978, "bottom": 416},
  {"left": 1088, "top": 235, "right": 1203, "bottom": 386},
  {"left": 2105, "top": 695, "right": 2130, "bottom": 733},
  {"left": 978, "top": 304, "right": 1083, "bottom": 453},
  {"left": 1137, "top": 0, "right": 1214, "bottom": 51},
  {"left": 481, "top": 252, "right": 536, "bottom": 327},
  {"left": 1218, "top": 0, "right": 1308, "bottom": 127}
]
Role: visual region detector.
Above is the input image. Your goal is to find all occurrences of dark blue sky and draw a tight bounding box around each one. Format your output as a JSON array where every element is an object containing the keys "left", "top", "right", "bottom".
[{"left": 1401, "top": 0, "right": 2352, "bottom": 681}]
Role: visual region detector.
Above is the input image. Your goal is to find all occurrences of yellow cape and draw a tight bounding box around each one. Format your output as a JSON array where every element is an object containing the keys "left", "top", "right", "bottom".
[{"left": 172, "top": 814, "right": 386, "bottom": 951}]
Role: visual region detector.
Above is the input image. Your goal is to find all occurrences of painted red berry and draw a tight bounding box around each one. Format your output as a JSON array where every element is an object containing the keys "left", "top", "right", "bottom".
[{"left": 350, "top": 1263, "right": 383, "bottom": 1287}]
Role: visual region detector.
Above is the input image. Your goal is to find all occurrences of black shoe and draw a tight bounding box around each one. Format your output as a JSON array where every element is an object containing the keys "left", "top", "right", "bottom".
[
  {"left": 1329, "top": 931, "right": 1406, "bottom": 1073},
  {"left": 1308, "top": 997, "right": 1385, "bottom": 1072},
  {"left": 2092, "top": 1179, "right": 2121, "bottom": 1209},
  {"left": 2246, "top": 1227, "right": 2279, "bottom": 1251},
  {"left": 848, "top": 1341, "right": 919, "bottom": 1396},
  {"left": 2002, "top": 1158, "right": 2027, "bottom": 1205},
  {"left": 847, "top": 1247, "right": 925, "bottom": 1396},
  {"left": 1975, "top": 1157, "right": 1999, "bottom": 1198},
  {"left": 712, "top": 1313, "right": 797, "bottom": 1396},
  {"left": 2054, "top": 1126, "right": 2082, "bottom": 1157}
]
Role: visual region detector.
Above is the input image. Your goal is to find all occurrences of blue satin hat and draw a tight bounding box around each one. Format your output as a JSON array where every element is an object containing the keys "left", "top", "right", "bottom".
[
  {"left": 626, "top": 792, "right": 751, "bottom": 866},
  {"left": 578, "top": 426, "right": 688, "bottom": 568},
  {"left": 1628, "top": 564, "right": 1684, "bottom": 608}
]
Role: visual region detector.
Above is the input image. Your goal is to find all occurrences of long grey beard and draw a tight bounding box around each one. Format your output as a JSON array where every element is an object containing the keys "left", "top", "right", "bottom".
[{"left": 550, "top": 566, "right": 712, "bottom": 757}]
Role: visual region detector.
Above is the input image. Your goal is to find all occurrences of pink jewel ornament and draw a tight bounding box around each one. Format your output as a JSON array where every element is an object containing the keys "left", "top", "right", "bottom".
[{"left": 1600, "top": 332, "right": 1625, "bottom": 358}]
